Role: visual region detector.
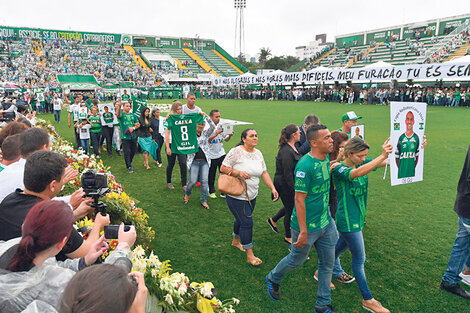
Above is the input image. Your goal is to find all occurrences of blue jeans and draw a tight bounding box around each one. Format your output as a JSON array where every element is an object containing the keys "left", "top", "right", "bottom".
[
  {"left": 442, "top": 216, "right": 470, "bottom": 285},
  {"left": 90, "top": 132, "right": 102, "bottom": 156},
  {"left": 80, "top": 139, "right": 89, "bottom": 154},
  {"left": 54, "top": 110, "right": 61, "bottom": 122},
  {"left": 226, "top": 196, "right": 257, "bottom": 250},
  {"left": 451, "top": 99, "right": 460, "bottom": 107},
  {"left": 267, "top": 222, "right": 338, "bottom": 308},
  {"left": 185, "top": 159, "right": 209, "bottom": 203},
  {"left": 333, "top": 231, "right": 373, "bottom": 300}
]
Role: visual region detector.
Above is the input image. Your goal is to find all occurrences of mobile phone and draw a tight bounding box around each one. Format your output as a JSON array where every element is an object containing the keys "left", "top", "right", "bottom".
[{"left": 104, "top": 224, "right": 131, "bottom": 239}]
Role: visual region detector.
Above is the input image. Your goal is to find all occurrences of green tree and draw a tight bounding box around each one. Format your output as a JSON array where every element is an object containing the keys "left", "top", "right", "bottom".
[{"left": 259, "top": 47, "right": 272, "bottom": 64}]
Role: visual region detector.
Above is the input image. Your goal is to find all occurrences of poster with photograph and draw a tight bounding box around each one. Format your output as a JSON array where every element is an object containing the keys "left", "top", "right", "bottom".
[
  {"left": 351, "top": 124, "right": 365, "bottom": 140},
  {"left": 98, "top": 103, "right": 118, "bottom": 126},
  {"left": 389, "top": 102, "right": 427, "bottom": 186}
]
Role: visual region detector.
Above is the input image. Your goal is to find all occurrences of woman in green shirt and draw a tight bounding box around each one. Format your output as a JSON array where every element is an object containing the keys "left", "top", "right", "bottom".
[
  {"left": 331, "top": 137, "right": 392, "bottom": 313},
  {"left": 88, "top": 106, "right": 102, "bottom": 157}
]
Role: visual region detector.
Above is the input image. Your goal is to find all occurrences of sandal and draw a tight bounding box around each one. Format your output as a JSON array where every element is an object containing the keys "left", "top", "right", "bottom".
[
  {"left": 248, "top": 257, "right": 262, "bottom": 266},
  {"left": 231, "top": 243, "right": 246, "bottom": 252},
  {"left": 183, "top": 196, "right": 189, "bottom": 204},
  {"left": 201, "top": 203, "right": 210, "bottom": 210}
]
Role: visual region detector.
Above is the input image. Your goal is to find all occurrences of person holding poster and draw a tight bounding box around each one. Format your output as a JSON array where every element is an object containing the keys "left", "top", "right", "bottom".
[
  {"left": 441, "top": 145, "right": 470, "bottom": 300},
  {"left": 338, "top": 111, "right": 362, "bottom": 138},
  {"left": 331, "top": 137, "right": 392, "bottom": 313}
]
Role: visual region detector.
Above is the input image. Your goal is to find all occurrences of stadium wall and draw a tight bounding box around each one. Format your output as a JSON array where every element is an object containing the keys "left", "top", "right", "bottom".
[{"left": 214, "top": 43, "right": 248, "bottom": 73}]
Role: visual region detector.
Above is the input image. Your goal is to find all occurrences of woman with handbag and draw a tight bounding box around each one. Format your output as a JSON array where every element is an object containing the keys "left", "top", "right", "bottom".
[
  {"left": 220, "top": 128, "right": 279, "bottom": 266},
  {"left": 267, "top": 124, "right": 301, "bottom": 245}
]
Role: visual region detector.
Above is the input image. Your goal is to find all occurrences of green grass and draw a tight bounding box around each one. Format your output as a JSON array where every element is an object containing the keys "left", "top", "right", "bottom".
[{"left": 45, "top": 100, "right": 470, "bottom": 312}]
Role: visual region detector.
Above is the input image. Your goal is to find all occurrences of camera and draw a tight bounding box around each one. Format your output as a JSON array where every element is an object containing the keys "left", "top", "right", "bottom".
[
  {"left": 81, "top": 169, "right": 109, "bottom": 197},
  {"left": 81, "top": 169, "right": 110, "bottom": 215}
]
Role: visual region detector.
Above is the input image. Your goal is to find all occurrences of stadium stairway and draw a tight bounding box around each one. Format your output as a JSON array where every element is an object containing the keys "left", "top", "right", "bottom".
[
  {"left": 445, "top": 43, "right": 470, "bottom": 62},
  {"left": 312, "top": 48, "right": 337, "bottom": 66},
  {"left": 174, "top": 58, "right": 188, "bottom": 69},
  {"left": 211, "top": 50, "right": 244, "bottom": 75},
  {"left": 346, "top": 43, "right": 382, "bottom": 68},
  {"left": 123, "top": 45, "right": 151, "bottom": 71},
  {"left": 158, "top": 48, "right": 206, "bottom": 74},
  {"left": 182, "top": 48, "right": 218, "bottom": 75}
]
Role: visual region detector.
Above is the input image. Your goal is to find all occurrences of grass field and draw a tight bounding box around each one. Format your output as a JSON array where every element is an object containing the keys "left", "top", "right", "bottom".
[{"left": 44, "top": 99, "right": 470, "bottom": 313}]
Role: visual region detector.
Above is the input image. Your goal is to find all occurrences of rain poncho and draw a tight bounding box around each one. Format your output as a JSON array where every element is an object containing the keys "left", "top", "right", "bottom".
[{"left": 0, "top": 238, "right": 130, "bottom": 313}]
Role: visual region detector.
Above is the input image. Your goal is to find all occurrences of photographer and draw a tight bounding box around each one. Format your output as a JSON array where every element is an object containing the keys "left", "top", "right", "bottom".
[
  {"left": 0, "top": 201, "right": 137, "bottom": 312},
  {"left": 0, "top": 150, "right": 108, "bottom": 260}
]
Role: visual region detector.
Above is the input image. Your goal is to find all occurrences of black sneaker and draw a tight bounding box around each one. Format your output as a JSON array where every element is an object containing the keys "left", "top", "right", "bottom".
[
  {"left": 314, "top": 304, "right": 338, "bottom": 313},
  {"left": 117, "top": 150, "right": 122, "bottom": 156},
  {"left": 440, "top": 281, "right": 470, "bottom": 300},
  {"left": 336, "top": 272, "right": 355, "bottom": 284},
  {"left": 128, "top": 167, "right": 134, "bottom": 173},
  {"left": 266, "top": 276, "right": 280, "bottom": 301}
]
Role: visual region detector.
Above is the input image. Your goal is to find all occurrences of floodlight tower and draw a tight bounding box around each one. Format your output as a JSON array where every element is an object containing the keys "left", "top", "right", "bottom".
[{"left": 234, "top": 0, "right": 246, "bottom": 58}]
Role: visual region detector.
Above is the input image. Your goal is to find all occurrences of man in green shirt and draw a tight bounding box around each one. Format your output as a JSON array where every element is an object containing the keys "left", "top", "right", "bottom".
[
  {"left": 395, "top": 111, "right": 420, "bottom": 179},
  {"left": 338, "top": 111, "right": 362, "bottom": 138},
  {"left": 116, "top": 102, "right": 140, "bottom": 173},
  {"left": 267, "top": 124, "right": 339, "bottom": 313}
]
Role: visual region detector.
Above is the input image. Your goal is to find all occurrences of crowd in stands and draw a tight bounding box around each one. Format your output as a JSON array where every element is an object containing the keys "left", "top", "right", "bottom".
[
  {"left": 207, "top": 86, "right": 470, "bottom": 106},
  {"left": 425, "top": 28, "right": 470, "bottom": 63},
  {"left": 0, "top": 37, "right": 168, "bottom": 89},
  {"left": 304, "top": 45, "right": 333, "bottom": 70}
]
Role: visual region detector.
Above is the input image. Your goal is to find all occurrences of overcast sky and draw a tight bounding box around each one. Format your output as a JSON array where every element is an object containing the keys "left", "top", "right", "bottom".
[{"left": 2, "top": 1, "right": 469, "bottom": 58}]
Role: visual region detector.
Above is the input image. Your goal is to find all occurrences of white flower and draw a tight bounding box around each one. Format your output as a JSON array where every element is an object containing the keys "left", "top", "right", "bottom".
[
  {"left": 177, "top": 283, "right": 187, "bottom": 296},
  {"left": 160, "top": 277, "right": 171, "bottom": 291},
  {"left": 151, "top": 268, "right": 158, "bottom": 278},
  {"left": 133, "top": 245, "right": 145, "bottom": 258},
  {"left": 164, "top": 294, "right": 174, "bottom": 305},
  {"left": 148, "top": 252, "right": 160, "bottom": 267},
  {"left": 229, "top": 305, "right": 235, "bottom": 313},
  {"left": 200, "top": 283, "right": 213, "bottom": 298},
  {"left": 233, "top": 298, "right": 240, "bottom": 305}
]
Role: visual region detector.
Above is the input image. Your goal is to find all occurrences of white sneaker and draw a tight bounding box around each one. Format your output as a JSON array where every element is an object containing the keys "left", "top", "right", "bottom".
[{"left": 459, "top": 272, "right": 470, "bottom": 286}]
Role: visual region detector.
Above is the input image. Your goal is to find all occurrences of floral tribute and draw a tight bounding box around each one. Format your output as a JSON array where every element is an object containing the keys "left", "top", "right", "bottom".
[{"left": 36, "top": 118, "right": 239, "bottom": 313}]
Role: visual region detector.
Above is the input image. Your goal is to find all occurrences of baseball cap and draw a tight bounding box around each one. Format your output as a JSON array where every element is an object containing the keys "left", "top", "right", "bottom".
[{"left": 341, "top": 111, "right": 362, "bottom": 122}]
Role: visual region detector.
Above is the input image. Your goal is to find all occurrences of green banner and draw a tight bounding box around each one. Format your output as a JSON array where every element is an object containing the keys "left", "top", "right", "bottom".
[
  {"left": 439, "top": 18, "right": 470, "bottom": 35},
  {"left": 0, "top": 26, "right": 121, "bottom": 43},
  {"left": 133, "top": 36, "right": 156, "bottom": 47},
  {"left": 157, "top": 37, "right": 180, "bottom": 49},
  {"left": 335, "top": 34, "right": 364, "bottom": 47},
  {"left": 181, "top": 39, "right": 194, "bottom": 48},
  {"left": 403, "top": 22, "right": 436, "bottom": 39},
  {"left": 366, "top": 28, "right": 401, "bottom": 43}
]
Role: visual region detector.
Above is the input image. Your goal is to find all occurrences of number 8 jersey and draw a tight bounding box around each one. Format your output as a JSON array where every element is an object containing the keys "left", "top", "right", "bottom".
[{"left": 167, "top": 113, "right": 205, "bottom": 154}]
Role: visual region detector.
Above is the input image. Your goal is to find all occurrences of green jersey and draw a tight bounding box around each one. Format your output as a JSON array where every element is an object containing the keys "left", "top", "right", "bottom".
[
  {"left": 0, "top": 164, "right": 5, "bottom": 173},
  {"left": 396, "top": 133, "right": 420, "bottom": 179},
  {"left": 119, "top": 112, "right": 139, "bottom": 140},
  {"left": 88, "top": 114, "right": 102, "bottom": 133},
  {"left": 131, "top": 96, "right": 147, "bottom": 118},
  {"left": 291, "top": 153, "right": 331, "bottom": 233},
  {"left": 333, "top": 159, "right": 375, "bottom": 232},
  {"left": 122, "top": 94, "right": 131, "bottom": 102},
  {"left": 337, "top": 128, "right": 351, "bottom": 138},
  {"left": 454, "top": 90, "right": 461, "bottom": 101},
  {"left": 103, "top": 112, "right": 114, "bottom": 124},
  {"left": 167, "top": 113, "right": 205, "bottom": 155}
]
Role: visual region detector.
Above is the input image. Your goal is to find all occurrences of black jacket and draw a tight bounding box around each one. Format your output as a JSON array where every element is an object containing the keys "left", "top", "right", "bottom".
[
  {"left": 274, "top": 144, "right": 301, "bottom": 191},
  {"left": 454, "top": 145, "right": 470, "bottom": 218}
]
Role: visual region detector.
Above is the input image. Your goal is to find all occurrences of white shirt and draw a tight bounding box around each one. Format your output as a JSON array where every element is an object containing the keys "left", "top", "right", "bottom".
[
  {"left": 182, "top": 104, "right": 201, "bottom": 114},
  {"left": 53, "top": 98, "right": 63, "bottom": 111},
  {"left": 222, "top": 146, "right": 267, "bottom": 201},
  {"left": 206, "top": 124, "right": 226, "bottom": 160},
  {"left": 0, "top": 158, "right": 26, "bottom": 202},
  {"left": 68, "top": 103, "right": 80, "bottom": 122},
  {"left": 78, "top": 124, "right": 91, "bottom": 139}
]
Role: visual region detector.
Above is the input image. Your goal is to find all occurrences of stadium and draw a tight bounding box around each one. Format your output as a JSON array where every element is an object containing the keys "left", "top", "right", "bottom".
[{"left": 0, "top": 2, "right": 470, "bottom": 313}]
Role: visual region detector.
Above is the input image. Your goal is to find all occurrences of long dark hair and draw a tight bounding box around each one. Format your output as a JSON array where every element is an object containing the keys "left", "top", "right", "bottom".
[
  {"left": 236, "top": 128, "right": 255, "bottom": 146},
  {"left": 139, "top": 107, "right": 150, "bottom": 124},
  {"left": 278, "top": 124, "right": 298, "bottom": 148},
  {"left": 59, "top": 264, "right": 136, "bottom": 313},
  {"left": 330, "top": 131, "right": 349, "bottom": 160},
  {"left": 8, "top": 200, "right": 74, "bottom": 272}
]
